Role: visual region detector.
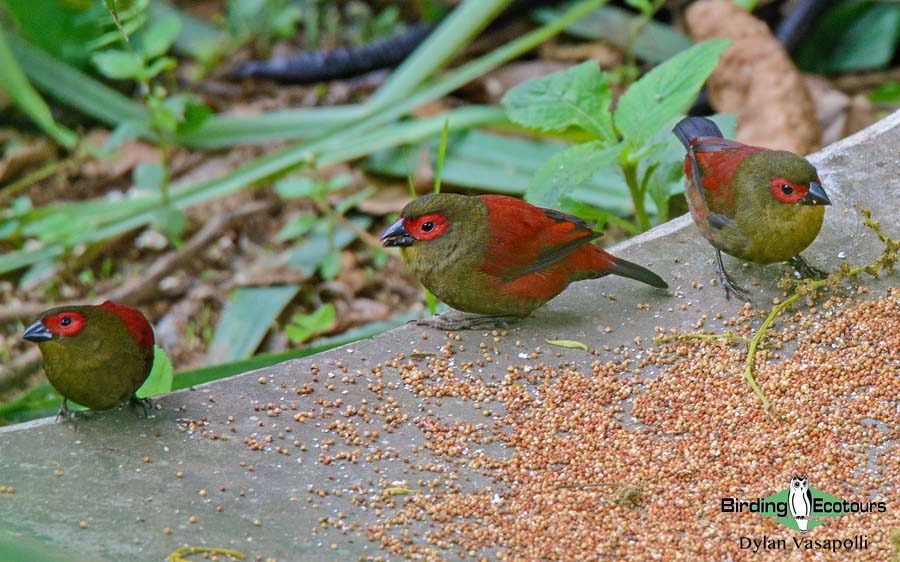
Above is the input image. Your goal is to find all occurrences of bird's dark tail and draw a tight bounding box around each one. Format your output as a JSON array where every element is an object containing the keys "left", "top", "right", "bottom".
[
  {"left": 672, "top": 116, "right": 723, "bottom": 150},
  {"left": 609, "top": 256, "right": 669, "bottom": 289}
]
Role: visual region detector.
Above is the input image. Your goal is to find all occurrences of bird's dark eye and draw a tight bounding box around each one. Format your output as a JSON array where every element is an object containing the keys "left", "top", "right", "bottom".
[
  {"left": 780, "top": 184, "right": 794, "bottom": 196},
  {"left": 421, "top": 221, "right": 434, "bottom": 232},
  {"left": 60, "top": 316, "right": 72, "bottom": 327}
]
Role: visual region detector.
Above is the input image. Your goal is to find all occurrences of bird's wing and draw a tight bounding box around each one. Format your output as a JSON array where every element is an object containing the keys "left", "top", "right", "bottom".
[
  {"left": 479, "top": 195, "right": 599, "bottom": 281},
  {"left": 686, "top": 138, "right": 763, "bottom": 216}
]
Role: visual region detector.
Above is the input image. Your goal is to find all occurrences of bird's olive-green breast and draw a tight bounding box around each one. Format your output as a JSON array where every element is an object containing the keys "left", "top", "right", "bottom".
[
  {"left": 37, "top": 306, "right": 154, "bottom": 410},
  {"left": 729, "top": 151, "right": 825, "bottom": 263},
  {"left": 398, "top": 194, "right": 520, "bottom": 315}
]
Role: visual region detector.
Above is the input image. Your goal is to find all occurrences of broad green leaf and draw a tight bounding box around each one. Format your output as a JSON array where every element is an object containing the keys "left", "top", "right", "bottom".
[
  {"left": 276, "top": 213, "right": 318, "bottom": 242},
  {"left": 143, "top": 55, "right": 177, "bottom": 79},
  {"left": 281, "top": 216, "right": 371, "bottom": 275},
  {"left": 502, "top": 60, "right": 615, "bottom": 143},
  {"left": 207, "top": 285, "right": 301, "bottom": 364},
  {"left": 0, "top": 28, "right": 76, "bottom": 148},
  {"left": 526, "top": 141, "right": 620, "bottom": 209},
  {"left": 92, "top": 49, "right": 144, "bottom": 80},
  {"left": 133, "top": 162, "right": 165, "bottom": 190},
  {"left": 104, "top": 120, "right": 149, "bottom": 151},
  {"left": 138, "top": 14, "right": 181, "bottom": 59},
  {"left": 729, "top": 0, "right": 757, "bottom": 10},
  {"left": 136, "top": 346, "right": 174, "bottom": 398},
  {"left": 796, "top": 0, "right": 900, "bottom": 73},
  {"left": 319, "top": 251, "right": 342, "bottom": 280},
  {"left": 177, "top": 100, "right": 212, "bottom": 135},
  {"left": 623, "top": 0, "right": 653, "bottom": 15},
  {"left": 151, "top": 206, "right": 186, "bottom": 245},
  {"left": 545, "top": 339, "right": 589, "bottom": 351},
  {"left": 868, "top": 83, "right": 900, "bottom": 105},
  {"left": 614, "top": 38, "right": 729, "bottom": 150},
  {"left": 285, "top": 304, "right": 336, "bottom": 344},
  {"left": 825, "top": 3, "right": 900, "bottom": 72}
]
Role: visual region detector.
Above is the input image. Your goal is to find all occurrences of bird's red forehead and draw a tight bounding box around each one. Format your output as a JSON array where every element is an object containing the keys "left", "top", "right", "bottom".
[{"left": 43, "top": 311, "right": 85, "bottom": 337}]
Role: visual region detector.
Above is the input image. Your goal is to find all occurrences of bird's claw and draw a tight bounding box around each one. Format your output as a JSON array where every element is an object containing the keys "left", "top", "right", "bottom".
[
  {"left": 129, "top": 395, "right": 152, "bottom": 418},
  {"left": 715, "top": 250, "right": 753, "bottom": 303},
  {"left": 55, "top": 400, "right": 77, "bottom": 429},
  {"left": 789, "top": 255, "right": 827, "bottom": 280},
  {"left": 416, "top": 311, "right": 520, "bottom": 331}
]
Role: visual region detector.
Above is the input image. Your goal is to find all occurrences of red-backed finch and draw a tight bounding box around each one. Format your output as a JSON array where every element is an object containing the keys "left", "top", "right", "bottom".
[
  {"left": 23, "top": 301, "right": 155, "bottom": 421},
  {"left": 381, "top": 193, "right": 668, "bottom": 329},
  {"left": 673, "top": 116, "right": 831, "bottom": 301}
]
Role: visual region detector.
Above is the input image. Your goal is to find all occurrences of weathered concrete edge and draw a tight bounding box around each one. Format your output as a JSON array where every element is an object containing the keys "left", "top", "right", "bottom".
[{"left": 4, "top": 110, "right": 898, "bottom": 435}]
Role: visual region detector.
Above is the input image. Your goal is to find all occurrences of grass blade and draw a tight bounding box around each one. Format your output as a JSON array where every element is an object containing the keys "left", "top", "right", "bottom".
[
  {"left": 0, "top": 28, "right": 77, "bottom": 148},
  {"left": 367, "top": 0, "right": 510, "bottom": 110},
  {"left": 206, "top": 285, "right": 301, "bottom": 364},
  {"left": 175, "top": 312, "right": 419, "bottom": 389}
]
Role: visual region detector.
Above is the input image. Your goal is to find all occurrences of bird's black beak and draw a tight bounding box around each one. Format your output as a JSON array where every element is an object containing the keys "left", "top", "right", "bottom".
[
  {"left": 23, "top": 319, "right": 52, "bottom": 342},
  {"left": 800, "top": 181, "right": 831, "bottom": 206},
  {"left": 381, "top": 218, "right": 414, "bottom": 247}
]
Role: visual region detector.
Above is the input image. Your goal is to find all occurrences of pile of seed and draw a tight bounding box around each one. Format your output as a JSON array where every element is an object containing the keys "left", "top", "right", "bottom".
[{"left": 362, "top": 288, "right": 900, "bottom": 560}]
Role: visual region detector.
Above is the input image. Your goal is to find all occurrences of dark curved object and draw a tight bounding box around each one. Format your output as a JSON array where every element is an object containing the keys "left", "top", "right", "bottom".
[
  {"left": 775, "top": 0, "right": 831, "bottom": 55},
  {"left": 230, "top": 22, "right": 435, "bottom": 83},
  {"left": 229, "top": 0, "right": 566, "bottom": 85}
]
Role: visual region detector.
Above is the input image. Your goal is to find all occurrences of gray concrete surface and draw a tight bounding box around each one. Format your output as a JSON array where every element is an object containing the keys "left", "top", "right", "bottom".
[{"left": 1, "top": 110, "right": 898, "bottom": 561}]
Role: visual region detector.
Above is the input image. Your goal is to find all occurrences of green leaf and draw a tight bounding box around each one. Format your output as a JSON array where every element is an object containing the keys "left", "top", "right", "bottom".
[
  {"left": 276, "top": 213, "right": 318, "bottom": 242},
  {"left": 825, "top": 3, "right": 900, "bottom": 72},
  {"left": 319, "top": 251, "right": 342, "bottom": 280},
  {"left": 533, "top": 5, "right": 691, "bottom": 64},
  {"left": 275, "top": 176, "right": 322, "bottom": 200},
  {"left": 526, "top": 141, "right": 620, "bottom": 209},
  {"left": 177, "top": 100, "right": 212, "bottom": 135},
  {"left": 729, "top": 0, "right": 757, "bottom": 10},
  {"left": 623, "top": 0, "right": 653, "bottom": 15},
  {"left": 143, "top": 55, "right": 177, "bottom": 79},
  {"left": 868, "top": 83, "right": 900, "bottom": 105},
  {"left": 614, "top": 38, "right": 729, "bottom": 150},
  {"left": 104, "top": 120, "right": 149, "bottom": 151},
  {"left": 151, "top": 206, "right": 186, "bottom": 245},
  {"left": 138, "top": 14, "right": 181, "bottom": 58},
  {"left": 133, "top": 162, "right": 165, "bottom": 190},
  {"left": 285, "top": 304, "right": 336, "bottom": 344},
  {"left": 502, "top": 60, "right": 615, "bottom": 143},
  {"left": 136, "top": 346, "right": 174, "bottom": 398},
  {"left": 207, "top": 285, "right": 301, "bottom": 364},
  {"left": 796, "top": 0, "right": 900, "bottom": 73},
  {"left": 92, "top": 49, "right": 145, "bottom": 80},
  {"left": 0, "top": 28, "right": 77, "bottom": 149},
  {"left": 545, "top": 339, "right": 588, "bottom": 351},
  {"left": 281, "top": 216, "right": 371, "bottom": 276}
]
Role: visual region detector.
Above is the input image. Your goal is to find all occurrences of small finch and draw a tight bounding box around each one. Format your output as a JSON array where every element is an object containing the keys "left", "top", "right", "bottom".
[
  {"left": 673, "top": 116, "right": 831, "bottom": 300},
  {"left": 23, "top": 301, "right": 155, "bottom": 420},
  {"left": 381, "top": 193, "right": 667, "bottom": 329}
]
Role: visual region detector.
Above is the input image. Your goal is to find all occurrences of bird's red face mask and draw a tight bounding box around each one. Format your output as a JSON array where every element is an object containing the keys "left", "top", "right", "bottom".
[
  {"left": 380, "top": 214, "right": 449, "bottom": 247},
  {"left": 768, "top": 178, "right": 831, "bottom": 206},
  {"left": 23, "top": 311, "right": 85, "bottom": 342}
]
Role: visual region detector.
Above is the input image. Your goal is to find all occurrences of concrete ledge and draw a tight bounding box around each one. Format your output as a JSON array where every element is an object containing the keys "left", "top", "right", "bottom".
[{"left": 1, "top": 110, "right": 898, "bottom": 561}]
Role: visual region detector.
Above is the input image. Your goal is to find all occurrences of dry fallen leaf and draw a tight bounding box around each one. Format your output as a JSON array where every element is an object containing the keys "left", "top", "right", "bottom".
[
  {"left": 545, "top": 339, "right": 589, "bottom": 351},
  {"left": 686, "top": 0, "right": 820, "bottom": 154}
]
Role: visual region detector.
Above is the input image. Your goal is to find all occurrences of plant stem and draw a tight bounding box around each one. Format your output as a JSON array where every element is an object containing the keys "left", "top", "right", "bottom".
[{"left": 622, "top": 161, "right": 650, "bottom": 231}]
